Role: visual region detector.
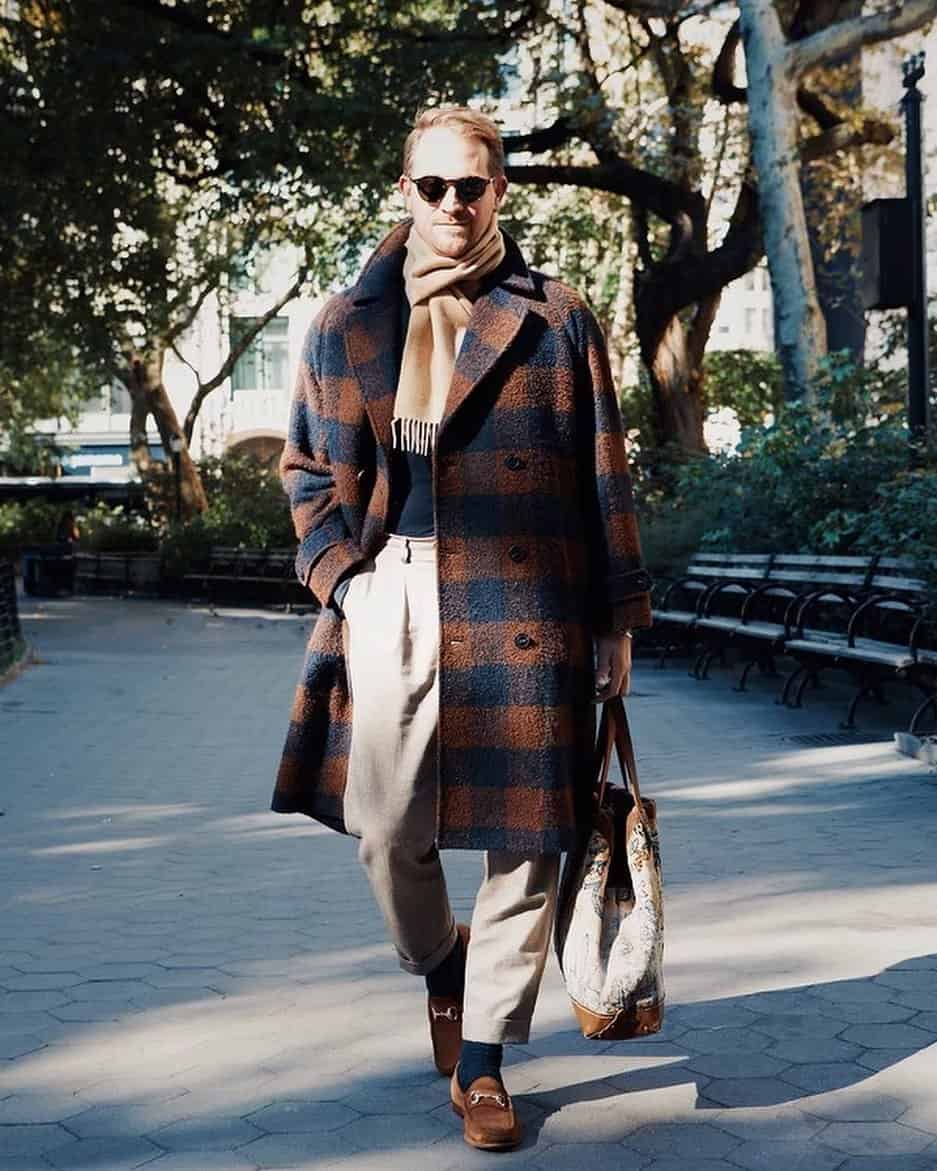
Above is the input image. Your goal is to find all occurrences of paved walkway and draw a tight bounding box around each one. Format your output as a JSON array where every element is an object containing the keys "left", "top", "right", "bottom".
[{"left": 1, "top": 593, "right": 936, "bottom": 1171}]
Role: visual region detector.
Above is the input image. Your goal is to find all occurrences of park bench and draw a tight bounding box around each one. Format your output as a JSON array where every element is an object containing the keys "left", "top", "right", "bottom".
[
  {"left": 782, "top": 557, "right": 936, "bottom": 731},
  {"left": 74, "top": 551, "right": 161, "bottom": 596},
  {"left": 182, "top": 546, "right": 309, "bottom": 610},
  {"left": 651, "top": 552, "right": 936, "bottom": 733},
  {"left": 0, "top": 560, "right": 22, "bottom": 672},
  {"left": 651, "top": 552, "right": 776, "bottom": 669},
  {"left": 689, "top": 554, "right": 883, "bottom": 683}
]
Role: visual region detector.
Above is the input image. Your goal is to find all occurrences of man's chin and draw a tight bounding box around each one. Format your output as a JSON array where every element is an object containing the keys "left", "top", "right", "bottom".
[{"left": 429, "top": 224, "right": 473, "bottom": 256}]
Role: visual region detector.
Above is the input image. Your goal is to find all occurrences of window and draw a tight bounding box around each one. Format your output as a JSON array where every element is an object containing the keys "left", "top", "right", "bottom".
[
  {"left": 745, "top": 308, "right": 756, "bottom": 334},
  {"left": 743, "top": 270, "right": 756, "bottom": 291},
  {"left": 230, "top": 317, "right": 290, "bottom": 393},
  {"left": 763, "top": 307, "right": 773, "bottom": 337}
]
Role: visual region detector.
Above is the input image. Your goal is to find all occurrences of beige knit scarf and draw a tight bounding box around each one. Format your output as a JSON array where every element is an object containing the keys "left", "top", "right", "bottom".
[{"left": 393, "top": 214, "right": 506, "bottom": 456}]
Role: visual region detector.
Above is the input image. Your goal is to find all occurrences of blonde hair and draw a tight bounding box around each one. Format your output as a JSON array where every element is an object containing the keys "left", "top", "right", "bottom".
[{"left": 402, "top": 106, "right": 506, "bottom": 178}]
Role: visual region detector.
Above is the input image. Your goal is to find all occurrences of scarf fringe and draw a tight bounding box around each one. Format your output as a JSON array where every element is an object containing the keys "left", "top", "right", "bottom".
[{"left": 392, "top": 415, "right": 439, "bottom": 457}]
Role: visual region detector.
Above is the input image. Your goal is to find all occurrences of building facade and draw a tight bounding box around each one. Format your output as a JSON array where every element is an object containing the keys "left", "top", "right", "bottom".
[{"left": 38, "top": 244, "right": 322, "bottom": 481}]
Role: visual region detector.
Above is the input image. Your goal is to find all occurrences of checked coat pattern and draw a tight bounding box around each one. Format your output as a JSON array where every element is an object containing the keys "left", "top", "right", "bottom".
[{"left": 272, "top": 218, "right": 653, "bottom": 854}]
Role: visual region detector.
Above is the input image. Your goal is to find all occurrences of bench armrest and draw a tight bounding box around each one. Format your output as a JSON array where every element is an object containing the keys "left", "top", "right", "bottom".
[
  {"left": 910, "top": 612, "right": 937, "bottom": 660},
  {"left": 791, "top": 587, "right": 861, "bottom": 638},
  {"left": 699, "top": 579, "right": 754, "bottom": 618},
  {"left": 659, "top": 574, "right": 713, "bottom": 613},
  {"left": 738, "top": 582, "right": 800, "bottom": 624},
  {"left": 845, "top": 591, "right": 917, "bottom": 648}
]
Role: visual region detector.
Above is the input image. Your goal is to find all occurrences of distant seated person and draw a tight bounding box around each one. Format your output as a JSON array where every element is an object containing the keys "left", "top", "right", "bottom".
[
  {"left": 54, "top": 511, "right": 80, "bottom": 547},
  {"left": 52, "top": 511, "right": 79, "bottom": 593}
]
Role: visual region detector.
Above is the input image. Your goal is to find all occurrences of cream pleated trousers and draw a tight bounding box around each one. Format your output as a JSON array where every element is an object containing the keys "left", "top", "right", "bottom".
[{"left": 340, "top": 531, "right": 561, "bottom": 1044}]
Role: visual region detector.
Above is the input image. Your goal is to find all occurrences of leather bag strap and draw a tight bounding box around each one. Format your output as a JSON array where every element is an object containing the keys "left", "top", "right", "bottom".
[{"left": 594, "top": 695, "right": 650, "bottom": 831}]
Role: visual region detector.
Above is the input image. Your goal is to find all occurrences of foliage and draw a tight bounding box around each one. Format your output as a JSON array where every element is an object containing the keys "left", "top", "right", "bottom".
[
  {"left": 72, "top": 502, "right": 158, "bottom": 553},
  {"left": 0, "top": 1, "right": 521, "bottom": 399},
  {"left": 1, "top": 0, "right": 537, "bottom": 519},
  {"left": 853, "top": 469, "right": 937, "bottom": 601},
  {"left": 0, "top": 332, "right": 98, "bottom": 441},
  {"left": 702, "top": 349, "right": 785, "bottom": 427},
  {"left": 0, "top": 500, "right": 64, "bottom": 560},
  {"left": 159, "top": 453, "right": 294, "bottom": 576},
  {"left": 637, "top": 351, "right": 937, "bottom": 596},
  {"left": 0, "top": 433, "right": 77, "bottom": 477},
  {"left": 0, "top": 499, "right": 157, "bottom": 559},
  {"left": 197, "top": 453, "right": 295, "bottom": 545},
  {"left": 502, "top": 185, "right": 633, "bottom": 349},
  {"left": 0, "top": 448, "right": 293, "bottom": 568}
]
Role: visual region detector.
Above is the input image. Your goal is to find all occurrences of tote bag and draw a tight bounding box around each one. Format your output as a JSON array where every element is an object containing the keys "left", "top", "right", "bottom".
[{"left": 554, "top": 694, "right": 665, "bottom": 1040}]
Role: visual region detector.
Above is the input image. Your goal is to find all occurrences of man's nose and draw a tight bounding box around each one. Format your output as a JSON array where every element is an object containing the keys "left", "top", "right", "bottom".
[{"left": 439, "top": 184, "right": 463, "bottom": 214}]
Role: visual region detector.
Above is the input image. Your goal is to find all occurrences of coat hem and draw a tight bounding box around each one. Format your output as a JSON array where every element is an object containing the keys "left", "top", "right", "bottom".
[{"left": 269, "top": 801, "right": 576, "bottom": 855}]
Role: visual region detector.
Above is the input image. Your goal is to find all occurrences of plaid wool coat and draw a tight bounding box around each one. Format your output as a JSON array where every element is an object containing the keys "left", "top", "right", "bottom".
[{"left": 272, "top": 219, "right": 653, "bottom": 854}]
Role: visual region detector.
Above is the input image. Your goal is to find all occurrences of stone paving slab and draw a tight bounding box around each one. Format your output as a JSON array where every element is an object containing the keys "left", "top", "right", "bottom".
[{"left": 1, "top": 594, "right": 936, "bottom": 1169}]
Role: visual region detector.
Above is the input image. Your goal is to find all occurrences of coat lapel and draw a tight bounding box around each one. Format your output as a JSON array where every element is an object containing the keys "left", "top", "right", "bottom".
[
  {"left": 442, "top": 282, "right": 529, "bottom": 439},
  {"left": 344, "top": 222, "right": 409, "bottom": 457},
  {"left": 344, "top": 219, "right": 537, "bottom": 457}
]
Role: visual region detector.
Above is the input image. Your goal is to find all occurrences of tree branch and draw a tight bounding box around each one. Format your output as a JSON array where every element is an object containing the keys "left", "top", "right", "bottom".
[
  {"left": 116, "top": 0, "right": 290, "bottom": 63},
  {"left": 602, "top": 0, "right": 726, "bottom": 21},
  {"left": 633, "top": 205, "right": 655, "bottom": 270},
  {"left": 712, "top": 15, "right": 871, "bottom": 130},
  {"left": 505, "top": 159, "right": 702, "bottom": 228},
  {"left": 182, "top": 267, "right": 306, "bottom": 444},
  {"left": 800, "top": 116, "right": 894, "bottom": 163},
  {"left": 503, "top": 118, "right": 580, "bottom": 156},
  {"left": 713, "top": 19, "right": 746, "bottom": 104},
  {"left": 166, "top": 278, "right": 220, "bottom": 349},
  {"left": 796, "top": 85, "right": 843, "bottom": 130},
  {"left": 790, "top": 0, "right": 937, "bottom": 77}
]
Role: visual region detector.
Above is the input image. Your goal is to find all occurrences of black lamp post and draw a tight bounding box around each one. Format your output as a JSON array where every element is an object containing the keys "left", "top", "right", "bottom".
[
  {"left": 861, "top": 52, "right": 930, "bottom": 459},
  {"left": 903, "top": 51, "right": 929, "bottom": 450},
  {"left": 168, "top": 435, "right": 184, "bottom": 524}
]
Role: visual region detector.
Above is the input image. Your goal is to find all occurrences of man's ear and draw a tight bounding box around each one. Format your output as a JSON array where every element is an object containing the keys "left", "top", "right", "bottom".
[{"left": 494, "top": 175, "right": 508, "bottom": 205}]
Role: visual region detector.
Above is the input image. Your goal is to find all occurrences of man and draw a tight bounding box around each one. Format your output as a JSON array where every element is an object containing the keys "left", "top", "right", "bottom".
[{"left": 272, "top": 106, "right": 653, "bottom": 1151}]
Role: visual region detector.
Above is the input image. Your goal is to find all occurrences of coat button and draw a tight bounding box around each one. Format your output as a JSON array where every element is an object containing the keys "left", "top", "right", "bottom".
[
  {"left": 509, "top": 545, "right": 527, "bottom": 562},
  {"left": 504, "top": 454, "right": 526, "bottom": 470},
  {"left": 514, "top": 632, "right": 533, "bottom": 649}
]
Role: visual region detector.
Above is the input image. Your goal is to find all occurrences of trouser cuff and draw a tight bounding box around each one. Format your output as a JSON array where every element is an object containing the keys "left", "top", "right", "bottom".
[
  {"left": 396, "top": 920, "right": 458, "bottom": 976},
  {"left": 462, "top": 1012, "right": 532, "bottom": 1045}
]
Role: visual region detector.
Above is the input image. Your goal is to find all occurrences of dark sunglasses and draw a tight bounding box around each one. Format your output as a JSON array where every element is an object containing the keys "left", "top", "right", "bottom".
[{"left": 407, "top": 175, "right": 495, "bottom": 205}]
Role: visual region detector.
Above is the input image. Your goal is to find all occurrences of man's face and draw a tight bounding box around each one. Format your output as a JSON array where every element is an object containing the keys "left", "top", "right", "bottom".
[{"left": 398, "top": 126, "right": 508, "bottom": 259}]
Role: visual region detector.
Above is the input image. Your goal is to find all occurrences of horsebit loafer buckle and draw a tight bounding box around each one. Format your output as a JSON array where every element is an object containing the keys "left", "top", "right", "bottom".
[
  {"left": 431, "top": 1004, "right": 461, "bottom": 1022},
  {"left": 469, "top": 1090, "right": 507, "bottom": 1108}
]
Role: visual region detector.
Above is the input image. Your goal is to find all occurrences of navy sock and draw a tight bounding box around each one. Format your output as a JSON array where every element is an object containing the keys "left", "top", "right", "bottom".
[
  {"left": 458, "top": 1040, "right": 503, "bottom": 1090},
  {"left": 425, "top": 930, "right": 465, "bottom": 1000}
]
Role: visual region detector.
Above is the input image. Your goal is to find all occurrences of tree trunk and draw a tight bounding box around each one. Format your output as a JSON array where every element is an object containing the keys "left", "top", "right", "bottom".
[
  {"left": 123, "top": 345, "right": 208, "bottom": 516},
  {"left": 148, "top": 380, "right": 209, "bottom": 517},
  {"left": 638, "top": 311, "right": 708, "bottom": 454},
  {"left": 739, "top": 0, "right": 828, "bottom": 400},
  {"left": 800, "top": 1, "right": 866, "bottom": 363}
]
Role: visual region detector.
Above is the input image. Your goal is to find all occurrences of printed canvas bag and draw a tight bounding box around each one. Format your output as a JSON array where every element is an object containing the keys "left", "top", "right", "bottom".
[{"left": 554, "top": 695, "right": 665, "bottom": 1039}]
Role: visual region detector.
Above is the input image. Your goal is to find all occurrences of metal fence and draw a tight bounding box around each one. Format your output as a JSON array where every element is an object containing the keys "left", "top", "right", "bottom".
[{"left": 0, "top": 560, "right": 23, "bottom": 674}]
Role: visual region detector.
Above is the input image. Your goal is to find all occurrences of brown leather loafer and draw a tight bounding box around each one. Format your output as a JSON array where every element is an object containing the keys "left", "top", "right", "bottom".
[
  {"left": 427, "top": 923, "right": 470, "bottom": 1077},
  {"left": 450, "top": 1068, "right": 523, "bottom": 1151}
]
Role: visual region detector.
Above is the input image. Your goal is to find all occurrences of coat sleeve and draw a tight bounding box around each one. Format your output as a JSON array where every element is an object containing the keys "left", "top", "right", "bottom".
[
  {"left": 280, "top": 310, "right": 366, "bottom": 610},
  {"left": 571, "top": 301, "right": 654, "bottom": 634}
]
